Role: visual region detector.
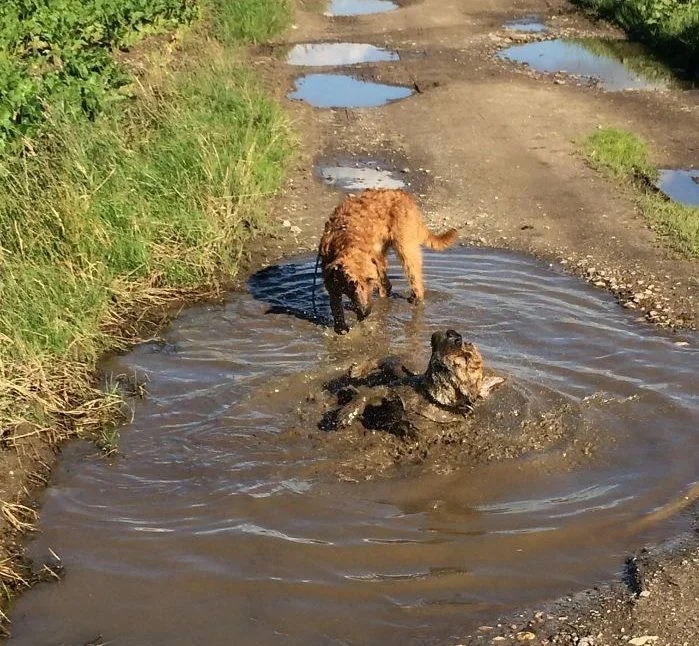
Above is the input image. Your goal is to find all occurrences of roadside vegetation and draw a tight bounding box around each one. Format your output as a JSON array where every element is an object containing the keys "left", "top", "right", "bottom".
[
  {"left": 580, "top": 128, "right": 699, "bottom": 258},
  {"left": 571, "top": 0, "right": 699, "bottom": 77},
  {"left": 0, "top": 0, "right": 294, "bottom": 619}
]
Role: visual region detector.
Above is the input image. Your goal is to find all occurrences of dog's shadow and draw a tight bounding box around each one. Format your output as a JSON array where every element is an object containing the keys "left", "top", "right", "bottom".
[
  {"left": 248, "top": 256, "right": 333, "bottom": 327},
  {"left": 248, "top": 255, "right": 418, "bottom": 329}
]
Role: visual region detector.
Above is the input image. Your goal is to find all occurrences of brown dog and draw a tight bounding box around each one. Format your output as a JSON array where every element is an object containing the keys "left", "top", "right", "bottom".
[{"left": 318, "top": 189, "right": 458, "bottom": 333}]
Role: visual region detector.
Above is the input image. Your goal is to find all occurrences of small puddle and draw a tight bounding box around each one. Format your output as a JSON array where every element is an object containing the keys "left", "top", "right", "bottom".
[
  {"left": 286, "top": 43, "right": 399, "bottom": 66},
  {"left": 657, "top": 169, "right": 699, "bottom": 207},
  {"left": 9, "top": 248, "right": 699, "bottom": 645},
  {"left": 314, "top": 158, "right": 407, "bottom": 190},
  {"left": 499, "top": 38, "right": 672, "bottom": 90},
  {"left": 288, "top": 73, "right": 414, "bottom": 108},
  {"left": 503, "top": 16, "right": 547, "bottom": 33},
  {"left": 324, "top": 0, "right": 398, "bottom": 17}
]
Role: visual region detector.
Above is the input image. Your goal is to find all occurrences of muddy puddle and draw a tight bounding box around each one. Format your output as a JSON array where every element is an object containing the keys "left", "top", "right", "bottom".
[
  {"left": 325, "top": 0, "right": 398, "bottom": 17},
  {"left": 288, "top": 73, "right": 414, "bottom": 108},
  {"left": 657, "top": 169, "right": 699, "bottom": 207},
  {"left": 286, "top": 43, "right": 399, "bottom": 66},
  {"left": 499, "top": 38, "right": 674, "bottom": 90},
  {"left": 9, "top": 248, "right": 699, "bottom": 645},
  {"left": 314, "top": 157, "right": 408, "bottom": 190},
  {"left": 503, "top": 16, "right": 547, "bottom": 33}
]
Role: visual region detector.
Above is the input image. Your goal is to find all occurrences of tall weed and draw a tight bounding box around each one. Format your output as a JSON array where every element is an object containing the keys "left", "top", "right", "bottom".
[{"left": 0, "top": 1, "right": 294, "bottom": 431}]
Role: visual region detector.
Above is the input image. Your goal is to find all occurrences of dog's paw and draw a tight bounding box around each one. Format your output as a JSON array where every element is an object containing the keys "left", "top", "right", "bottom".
[
  {"left": 334, "top": 323, "right": 351, "bottom": 335},
  {"left": 407, "top": 293, "right": 423, "bottom": 304}
]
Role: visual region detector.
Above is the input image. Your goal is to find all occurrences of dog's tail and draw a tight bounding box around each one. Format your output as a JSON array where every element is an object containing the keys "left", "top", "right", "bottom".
[{"left": 423, "top": 227, "right": 458, "bottom": 251}]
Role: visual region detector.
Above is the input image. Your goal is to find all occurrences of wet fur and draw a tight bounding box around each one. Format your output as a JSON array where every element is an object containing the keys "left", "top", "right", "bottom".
[
  {"left": 422, "top": 330, "right": 502, "bottom": 408},
  {"left": 321, "top": 329, "right": 504, "bottom": 435},
  {"left": 319, "top": 189, "right": 458, "bottom": 333}
]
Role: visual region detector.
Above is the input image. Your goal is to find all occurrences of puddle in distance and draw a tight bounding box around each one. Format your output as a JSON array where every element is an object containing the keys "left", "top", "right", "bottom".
[
  {"left": 8, "top": 248, "right": 699, "bottom": 646},
  {"left": 314, "top": 158, "right": 407, "bottom": 190},
  {"left": 288, "top": 73, "right": 414, "bottom": 108},
  {"left": 324, "top": 0, "right": 398, "bottom": 16},
  {"left": 499, "top": 38, "right": 673, "bottom": 90},
  {"left": 657, "top": 169, "right": 699, "bottom": 207},
  {"left": 286, "top": 43, "right": 399, "bottom": 66},
  {"left": 503, "top": 16, "right": 547, "bottom": 32}
]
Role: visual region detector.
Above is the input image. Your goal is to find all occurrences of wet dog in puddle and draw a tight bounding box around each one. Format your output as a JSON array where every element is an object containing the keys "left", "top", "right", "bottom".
[
  {"left": 321, "top": 329, "right": 505, "bottom": 436},
  {"left": 318, "top": 189, "right": 457, "bottom": 333}
]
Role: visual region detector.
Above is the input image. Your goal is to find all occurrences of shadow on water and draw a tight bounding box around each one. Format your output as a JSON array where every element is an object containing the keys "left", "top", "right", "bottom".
[
  {"left": 657, "top": 169, "right": 699, "bottom": 207},
  {"left": 7, "top": 248, "right": 699, "bottom": 645},
  {"left": 286, "top": 42, "right": 399, "bottom": 66},
  {"left": 499, "top": 38, "right": 684, "bottom": 90},
  {"left": 288, "top": 73, "right": 414, "bottom": 108},
  {"left": 247, "top": 257, "right": 332, "bottom": 328}
]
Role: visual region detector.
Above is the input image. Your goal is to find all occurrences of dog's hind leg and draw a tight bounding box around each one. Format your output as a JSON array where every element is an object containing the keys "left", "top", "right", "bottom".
[
  {"left": 394, "top": 241, "right": 424, "bottom": 303},
  {"left": 374, "top": 256, "right": 392, "bottom": 298}
]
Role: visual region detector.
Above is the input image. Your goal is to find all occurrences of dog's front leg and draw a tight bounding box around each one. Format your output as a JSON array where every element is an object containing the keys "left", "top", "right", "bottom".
[{"left": 329, "top": 290, "right": 350, "bottom": 334}]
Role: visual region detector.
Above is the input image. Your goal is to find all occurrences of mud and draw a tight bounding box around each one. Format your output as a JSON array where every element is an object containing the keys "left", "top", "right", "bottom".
[{"left": 8, "top": 249, "right": 698, "bottom": 644}]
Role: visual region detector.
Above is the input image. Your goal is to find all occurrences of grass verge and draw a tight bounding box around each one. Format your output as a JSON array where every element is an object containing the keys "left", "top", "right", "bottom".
[
  {"left": 0, "top": 0, "right": 294, "bottom": 623},
  {"left": 580, "top": 128, "right": 699, "bottom": 258},
  {"left": 571, "top": 0, "right": 699, "bottom": 77}
]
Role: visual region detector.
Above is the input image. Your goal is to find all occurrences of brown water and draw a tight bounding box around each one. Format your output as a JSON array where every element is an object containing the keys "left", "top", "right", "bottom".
[{"left": 9, "top": 248, "right": 699, "bottom": 645}]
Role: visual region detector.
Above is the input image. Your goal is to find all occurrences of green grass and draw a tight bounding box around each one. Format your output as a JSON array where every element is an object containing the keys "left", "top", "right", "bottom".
[
  {"left": 0, "top": 58, "right": 292, "bottom": 361},
  {"left": 0, "top": 0, "right": 294, "bottom": 435},
  {"left": 572, "top": 0, "right": 699, "bottom": 76},
  {"left": 209, "top": 0, "right": 293, "bottom": 44},
  {"left": 580, "top": 128, "right": 657, "bottom": 180},
  {"left": 580, "top": 128, "right": 699, "bottom": 258}
]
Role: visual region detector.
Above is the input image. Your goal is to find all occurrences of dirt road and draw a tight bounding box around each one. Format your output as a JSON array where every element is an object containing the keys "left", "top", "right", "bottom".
[
  {"left": 251, "top": 0, "right": 699, "bottom": 643},
  {"left": 257, "top": 0, "right": 698, "bottom": 330}
]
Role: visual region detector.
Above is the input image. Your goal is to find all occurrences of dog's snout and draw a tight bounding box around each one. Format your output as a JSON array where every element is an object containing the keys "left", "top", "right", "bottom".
[{"left": 445, "top": 329, "right": 463, "bottom": 346}]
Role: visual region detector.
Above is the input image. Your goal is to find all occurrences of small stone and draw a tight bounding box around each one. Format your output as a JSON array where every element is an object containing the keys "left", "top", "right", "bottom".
[
  {"left": 290, "top": 226, "right": 301, "bottom": 235},
  {"left": 479, "top": 626, "right": 495, "bottom": 632},
  {"left": 674, "top": 341, "right": 689, "bottom": 346},
  {"left": 638, "top": 590, "right": 651, "bottom": 598},
  {"left": 282, "top": 220, "right": 291, "bottom": 227},
  {"left": 628, "top": 637, "right": 659, "bottom": 646},
  {"left": 492, "top": 638, "right": 507, "bottom": 643},
  {"left": 576, "top": 638, "right": 595, "bottom": 646},
  {"left": 516, "top": 631, "right": 536, "bottom": 641}
]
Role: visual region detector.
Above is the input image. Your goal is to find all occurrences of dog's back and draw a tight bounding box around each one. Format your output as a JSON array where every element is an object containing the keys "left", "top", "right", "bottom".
[{"left": 320, "top": 189, "right": 456, "bottom": 254}]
